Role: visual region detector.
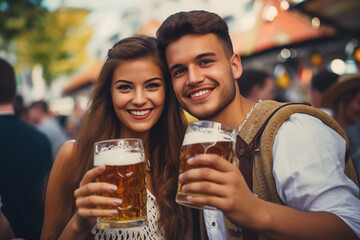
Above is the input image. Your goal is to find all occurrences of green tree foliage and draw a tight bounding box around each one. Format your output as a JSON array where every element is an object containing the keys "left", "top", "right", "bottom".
[
  {"left": 15, "top": 8, "right": 93, "bottom": 84},
  {"left": 0, "top": 0, "right": 46, "bottom": 49}
]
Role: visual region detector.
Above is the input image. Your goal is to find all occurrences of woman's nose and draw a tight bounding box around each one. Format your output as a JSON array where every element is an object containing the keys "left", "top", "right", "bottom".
[{"left": 131, "top": 89, "right": 147, "bottom": 105}]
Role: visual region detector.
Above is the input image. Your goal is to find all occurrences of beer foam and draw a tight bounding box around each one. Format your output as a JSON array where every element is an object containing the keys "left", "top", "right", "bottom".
[
  {"left": 94, "top": 149, "right": 144, "bottom": 166},
  {"left": 182, "top": 131, "right": 233, "bottom": 145}
]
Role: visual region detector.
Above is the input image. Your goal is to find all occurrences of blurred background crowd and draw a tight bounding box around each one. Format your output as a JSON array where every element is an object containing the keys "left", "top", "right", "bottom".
[{"left": 1, "top": 0, "right": 360, "bottom": 138}]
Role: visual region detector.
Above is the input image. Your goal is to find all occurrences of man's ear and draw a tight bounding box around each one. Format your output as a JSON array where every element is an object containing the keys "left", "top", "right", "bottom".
[{"left": 230, "top": 53, "right": 243, "bottom": 79}]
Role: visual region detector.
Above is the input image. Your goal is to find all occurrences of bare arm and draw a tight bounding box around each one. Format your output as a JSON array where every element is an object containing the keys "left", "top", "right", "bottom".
[
  {"left": 41, "top": 142, "right": 122, "bottom": 240},
  {"left": 0, "top": 208, "right": 14, "bottom": 240},
  {"left": 179, "top": 154, "right": 358, "bottom": 240}
]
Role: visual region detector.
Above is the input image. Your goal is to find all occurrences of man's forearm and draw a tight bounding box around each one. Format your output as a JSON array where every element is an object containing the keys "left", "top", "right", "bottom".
[{"left": 234, "top": 199, "right": 358, "bottom": 240}]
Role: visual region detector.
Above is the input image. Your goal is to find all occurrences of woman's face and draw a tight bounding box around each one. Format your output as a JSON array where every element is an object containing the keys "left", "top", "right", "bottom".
[
  {"left": 345, "top": 89, "right": 360, "bottom": 127},
  {"left": 111, "top": 57, "right": 166, "bottom": 138}
]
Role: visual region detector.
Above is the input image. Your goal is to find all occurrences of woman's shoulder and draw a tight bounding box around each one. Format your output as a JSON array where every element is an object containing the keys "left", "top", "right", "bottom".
[
  {"left": 58, "top": 140, "right": 76, "bottom": 159},
  {"left": 51, "top": 140, "right": 77, "bottom": 174}
]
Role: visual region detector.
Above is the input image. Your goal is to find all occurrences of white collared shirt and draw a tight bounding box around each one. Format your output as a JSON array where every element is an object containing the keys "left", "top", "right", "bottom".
[
  {"left": 204, "top": 209, "right": 228, "bottom": 240},
  {"left": 205, "top": 113, "right": 360, "bottom": 239}
]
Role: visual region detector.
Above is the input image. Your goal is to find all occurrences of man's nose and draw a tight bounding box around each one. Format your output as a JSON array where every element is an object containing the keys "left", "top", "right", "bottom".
[{"left": 187, "top": 66, "right": 204, "bottom": 85}]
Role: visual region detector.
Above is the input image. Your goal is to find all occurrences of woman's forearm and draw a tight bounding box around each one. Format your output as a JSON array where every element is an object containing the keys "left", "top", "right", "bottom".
[{"left": 58, "top": 213, "right": 93, "bottom": 240}]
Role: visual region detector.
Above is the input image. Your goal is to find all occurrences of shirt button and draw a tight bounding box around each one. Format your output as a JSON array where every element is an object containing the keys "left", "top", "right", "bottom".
[
  {"left": 238, "top": 148, "right": 245, "bottom": 156},
  {"left": 211, "top": 222, "right": 216, "bottom": 227}
]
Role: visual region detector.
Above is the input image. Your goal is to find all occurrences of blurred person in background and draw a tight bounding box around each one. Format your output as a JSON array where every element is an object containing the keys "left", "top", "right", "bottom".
[
  {"left": 27, "top": 100, "right": 70, "bottom": 161},
  {"left": 310, "top": 69, "right": 339, "bottom": 116},
  {"left": 0, "top": 58, "right": 53, "bottom": 240},
  {"left": 0, "top": 196, "right": 15, "bottom": 240},
  {"left": 65, "top": 101, "right": 85, "bottom": 139},
  {"left": 237, "top": 68, "right": 276, "bottom": 102},
  {"left": 322, "top": 72, "right": 360, "bottom": 180},
  {"left": 41, "top": 36, "right": 196, "bottom": 240},
  {"left": 322, "top": 73, "right": 360, "bottom": 130},
  {"left": 13, "top": 95, "right": 28, "bottom": 122},
  {"left": 347, "top": 122, "right": 360, "bottom": 181}
]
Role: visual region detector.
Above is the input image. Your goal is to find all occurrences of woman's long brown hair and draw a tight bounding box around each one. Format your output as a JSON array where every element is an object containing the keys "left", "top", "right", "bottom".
[{"left": 53, "top": 35, "right": 192, "bottom": 239}]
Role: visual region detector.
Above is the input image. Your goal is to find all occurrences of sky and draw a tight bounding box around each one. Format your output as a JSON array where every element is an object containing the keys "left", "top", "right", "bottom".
[{"left": 42, "top": 0, "right": 139, "bottom": 11}]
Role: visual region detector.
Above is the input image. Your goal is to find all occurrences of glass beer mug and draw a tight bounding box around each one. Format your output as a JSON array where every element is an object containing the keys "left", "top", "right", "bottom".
[
  {"left": 176, "top": 121, "right": 237, "bottom": 210},
  {"left": 94, "top": 139, "right": 147, "bottom": 228}
]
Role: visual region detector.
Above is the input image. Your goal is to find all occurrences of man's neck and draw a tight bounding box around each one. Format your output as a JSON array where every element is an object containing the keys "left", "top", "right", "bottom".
[
  {"left": 0, "top": 104, "right": 14, "bottom": 114},
  {"left": 208, "top": 93, "right": 255, "bottom": 131}
]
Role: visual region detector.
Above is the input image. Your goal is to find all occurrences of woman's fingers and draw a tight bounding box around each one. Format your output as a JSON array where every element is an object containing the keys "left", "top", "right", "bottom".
[
  {"left": 79, "top": 165, "right": 106, "bottom": 187},
  {"left": 74, "top": 182, "right": 117, "bottom": 198},
  {"left": 76, "top": 195, "right": 122, "bottom": 209},
  {"left": 77, "top": 208, "right": 120, "bottom": 218}
]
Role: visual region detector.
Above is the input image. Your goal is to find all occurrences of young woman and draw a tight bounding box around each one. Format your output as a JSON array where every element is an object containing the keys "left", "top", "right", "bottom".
[{"left": 40, "top": 36, "right": 195, "bottom": 240}]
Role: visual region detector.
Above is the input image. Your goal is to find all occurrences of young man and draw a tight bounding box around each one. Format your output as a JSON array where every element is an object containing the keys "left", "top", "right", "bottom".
[
  {"left": 0, "top": 58, "right": 53, "bottom": 240},
  {"left": 157, "top": 10, "right": 360, "bottom": 240},
  {"left": 27, "top": 100, "right": 70, "bottom": 161},
  {"left": 310, "top": 69, "right": 339, "bottom": 116},
  {"left": 237, "top": 69, "right": 276, "bottom": 103}
]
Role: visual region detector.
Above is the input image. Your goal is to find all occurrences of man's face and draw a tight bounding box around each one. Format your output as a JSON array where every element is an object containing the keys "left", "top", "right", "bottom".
[
  {"left": 258, "top": 77, "right": 276, "bottom": 101},
  {"left": 27, "top": 107, "right": 41, "bottom": 125},
  {"left": 345, "top": 90, "right": 360, "bottom": 126},
  {"left": 165, "top": 33, "right": 240, "bottom": 120}
]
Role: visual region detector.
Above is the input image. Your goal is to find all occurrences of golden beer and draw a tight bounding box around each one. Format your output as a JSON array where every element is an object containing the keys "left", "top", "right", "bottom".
[
  {"left": 176, "top": 121, "right": 236, "bottom": 210},
  {"left": 94, "top": 139, "right": 147, "bottom": 228}
]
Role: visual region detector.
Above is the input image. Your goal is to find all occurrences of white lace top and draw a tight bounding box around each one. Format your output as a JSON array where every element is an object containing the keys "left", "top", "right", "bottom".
[{"left": 92, "top": 189, "right": 165, "bottom": 240}]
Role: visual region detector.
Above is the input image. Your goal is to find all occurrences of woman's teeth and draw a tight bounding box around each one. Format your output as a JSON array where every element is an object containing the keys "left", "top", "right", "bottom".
[{"left": 130, "top": 110, "right": 150, "bottom": 116}]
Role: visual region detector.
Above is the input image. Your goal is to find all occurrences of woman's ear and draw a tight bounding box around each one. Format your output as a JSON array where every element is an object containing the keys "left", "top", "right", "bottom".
[{"left": 230, "top": 53, "right": 243, "bottom": 79}]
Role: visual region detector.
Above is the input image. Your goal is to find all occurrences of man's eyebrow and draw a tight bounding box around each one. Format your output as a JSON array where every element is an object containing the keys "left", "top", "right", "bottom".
[
  {"left": 169, "top": 64, "right": 182, "bottom": 73},
  {"left": 195, "top": 52, "right": 216, "bottom": 59},
  {"left": 169, "top": 52, "right": 216, "bottom": 73}
]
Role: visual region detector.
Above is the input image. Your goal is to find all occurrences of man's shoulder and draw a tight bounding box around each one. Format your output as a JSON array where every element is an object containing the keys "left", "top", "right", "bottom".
[
  {"left": 0, "top": 116, "right": 52, "bottom": 148},
  {"left": 253, "top": 100, "right": 335, "bottom": 131}
]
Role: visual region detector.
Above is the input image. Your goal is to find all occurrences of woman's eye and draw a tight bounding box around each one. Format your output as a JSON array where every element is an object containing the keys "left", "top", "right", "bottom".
[
  {"left": 117, "top": 85, "right": 131, "bottom": 90},
  {"left": 146, "top": 83, "right": 160, "bottom": 89}
]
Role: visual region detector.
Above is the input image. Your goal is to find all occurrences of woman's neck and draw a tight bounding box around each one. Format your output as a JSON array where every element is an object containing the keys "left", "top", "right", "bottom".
[{"left": 120, "top": 131, "right": 149, "bottom": 147}]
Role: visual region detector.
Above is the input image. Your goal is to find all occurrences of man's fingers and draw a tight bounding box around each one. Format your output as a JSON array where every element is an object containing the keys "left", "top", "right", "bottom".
[
  {"left": 179, "top": 167, "right": 225, "bottom": 185},
  {"left": 187, "top": 154, "right": 235, "bottom": 172},
  {"left": 181, "top": 181, "right": 226, "bottom": 197}
]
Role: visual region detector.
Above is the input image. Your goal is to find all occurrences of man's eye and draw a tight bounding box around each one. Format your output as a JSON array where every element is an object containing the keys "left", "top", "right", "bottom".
[
  {"left": 200, "top": 59, "right": 213, "bottom": 66},
  {"left": 173, "top": 68, "right": 186, "bottom": 77},
  {"left": 117, "top": 85, "right": 131, "bottom": 90}
]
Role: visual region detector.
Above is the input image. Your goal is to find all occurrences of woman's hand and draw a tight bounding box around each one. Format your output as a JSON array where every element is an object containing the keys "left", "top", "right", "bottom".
[{"left": 72, "top": 165, "right": 123, "bottom": 232}]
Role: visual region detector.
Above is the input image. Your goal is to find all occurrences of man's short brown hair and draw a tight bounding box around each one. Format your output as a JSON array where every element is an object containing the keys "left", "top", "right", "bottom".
[{"left": 156, "top": 10, "right": 234, "bottom": 62}]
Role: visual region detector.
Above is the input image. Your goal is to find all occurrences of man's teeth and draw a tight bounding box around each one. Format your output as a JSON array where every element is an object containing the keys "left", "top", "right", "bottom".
[
  {"left": 190, "top": 89, "right": 210, "bottom": 98},
  {"left": 130, "top": 110, "right": 151, "bottom": 116}
]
